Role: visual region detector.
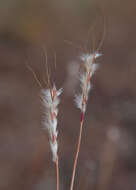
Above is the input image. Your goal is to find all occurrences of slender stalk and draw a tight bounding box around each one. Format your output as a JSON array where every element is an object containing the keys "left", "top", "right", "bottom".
[
  {"left": 70, "top": 112, "right": 84, "bottom": 190},
  {"left": 56, "top": 155, "right": 59, "bottom": 190}
]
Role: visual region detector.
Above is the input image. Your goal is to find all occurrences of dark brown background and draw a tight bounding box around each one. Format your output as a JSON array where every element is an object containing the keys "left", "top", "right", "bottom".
[{"left": 0, "top": 0, "right": 136, "bottom": 189}]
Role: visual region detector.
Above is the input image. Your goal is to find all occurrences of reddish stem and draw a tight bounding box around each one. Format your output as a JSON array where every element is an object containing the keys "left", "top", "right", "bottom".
[
  {"left": 70, "top": 112, "right": 84, "bottom": 190},
  {"left": 56, "top": 156, "right": 59, "bottom": 190}
]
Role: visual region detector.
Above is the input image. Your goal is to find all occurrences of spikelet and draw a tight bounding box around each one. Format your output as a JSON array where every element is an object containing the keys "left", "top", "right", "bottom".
[
  {"left": 42, "top": 85, "right": 62, "bottom": 162},
  {"left": 75, "top": 53, "right": 101, "bottom": 113}
]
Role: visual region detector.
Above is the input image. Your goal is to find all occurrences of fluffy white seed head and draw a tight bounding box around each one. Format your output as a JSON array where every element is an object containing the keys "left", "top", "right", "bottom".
[
  {"left": 42, "top": 85, "right": 62, "bottom": 162},
  {"left": 75, "top": 53, "right": 100, "bottom": 113}
]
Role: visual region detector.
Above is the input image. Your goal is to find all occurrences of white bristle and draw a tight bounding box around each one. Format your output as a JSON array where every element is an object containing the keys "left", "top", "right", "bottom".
[
  {"left": 75, "top": 94, "right": 83, "bottom": 110},
  {"left": 50, "top": 141, "right": 58, "bottom": 162}
]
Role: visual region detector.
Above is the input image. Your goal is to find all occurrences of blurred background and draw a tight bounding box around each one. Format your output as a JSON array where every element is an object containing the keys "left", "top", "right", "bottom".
[{"left": 0, "top": 0, "right": 136, "bottom": 189}]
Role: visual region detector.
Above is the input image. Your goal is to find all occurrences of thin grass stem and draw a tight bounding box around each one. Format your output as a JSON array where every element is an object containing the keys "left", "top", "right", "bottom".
[
  {"left": 56, "top": 155, "right": 59, "bottom": 190},
  {"left": 70, "top": 112, "right": 84, "bottom": 190}
]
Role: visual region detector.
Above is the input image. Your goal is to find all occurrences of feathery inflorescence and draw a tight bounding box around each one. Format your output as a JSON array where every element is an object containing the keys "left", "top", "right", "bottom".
[
  {"left": 42, "top": 85, "right": 62, "bottom": 162},
  {"left": 75, "top": 53, "right": 101, "bottom": 114},
  {"left": 70, "top": 53, "right": 101, "bottom": 190}
]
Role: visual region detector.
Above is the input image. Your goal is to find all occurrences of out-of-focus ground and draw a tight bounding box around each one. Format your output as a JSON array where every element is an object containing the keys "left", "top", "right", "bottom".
[{"left": 0, "top": 0, "right": 136, "bottom": 189}]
